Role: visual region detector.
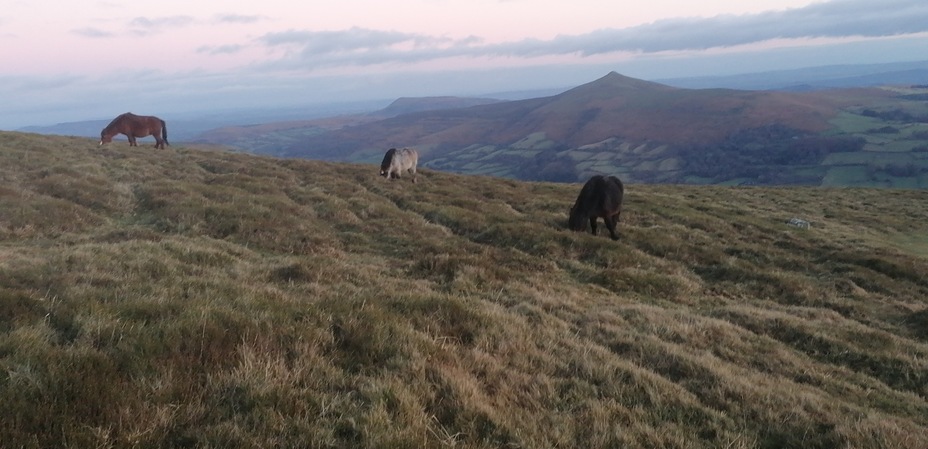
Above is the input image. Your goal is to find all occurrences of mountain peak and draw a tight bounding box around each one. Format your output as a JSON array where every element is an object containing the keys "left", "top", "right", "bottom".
[
  {"left": 551, "top": 72, "right": 677, "bottom": 102},
  {"left": 588, "top": 71, "right": 676, "bottom": 91}
]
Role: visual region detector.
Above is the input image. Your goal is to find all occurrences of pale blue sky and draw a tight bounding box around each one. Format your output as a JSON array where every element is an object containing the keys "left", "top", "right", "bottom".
[{"left": 2, "top": 0, "right": 927, "bottom": 128}]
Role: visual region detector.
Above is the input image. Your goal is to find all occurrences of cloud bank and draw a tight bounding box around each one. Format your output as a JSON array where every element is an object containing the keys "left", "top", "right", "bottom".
[
  {"left": 249, "top": 0, "right": 928, "bottom": 69},
  {"left": 4, "top": 0, "right": 928, "bottom": 129}
]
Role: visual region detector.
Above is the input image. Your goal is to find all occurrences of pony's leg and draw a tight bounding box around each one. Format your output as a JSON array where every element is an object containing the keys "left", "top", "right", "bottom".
[
  {"left": 128, "top": 135, "right": 137, "bottom": 146},
  {"left": 410, "top": 167, "right": 417, "bottom": 183},
  {"left": 589, "top": 217, "right": 598, "bottom": 235},
  {"left": 154, "top": 136, "right": 164, "bottom": 149}
]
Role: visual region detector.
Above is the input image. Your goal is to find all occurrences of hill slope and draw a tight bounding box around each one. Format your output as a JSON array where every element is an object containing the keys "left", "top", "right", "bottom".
[
  {"left": 280, "top": 72, "right": 848, "bottom": 157},
  {"left": 189, "top": 96, "right": 505, "bottom": 155},
  {"left": 2, "top": 132, "right": 928, "bottom": 448},
  {"left": 259, "top": 72, "right": 927, "bottom": 186}
]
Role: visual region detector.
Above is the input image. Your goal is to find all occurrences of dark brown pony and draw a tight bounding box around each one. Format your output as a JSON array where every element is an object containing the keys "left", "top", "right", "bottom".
[
  {"left": 100, "top": 112, "right": 168, "bottom": 149},
  {"left": 380, "top": 147, "right": 419, "bottom": 183},
  {"left": 568, "top": 175, "right": 624, "bottom": 240}
]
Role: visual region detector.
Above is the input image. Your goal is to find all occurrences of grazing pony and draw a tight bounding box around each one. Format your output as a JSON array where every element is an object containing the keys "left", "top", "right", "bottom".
[
  {"left": 99, "top": 112, "right": 169, "bottom": 149},
  {"left": 568, "top": 175, "right": 624, "bottom": 240},
  {"left": 380, "top": 147, "right": 419, "bottom": 183}
]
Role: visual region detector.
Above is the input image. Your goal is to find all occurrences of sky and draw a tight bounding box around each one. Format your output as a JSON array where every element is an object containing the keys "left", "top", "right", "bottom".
[{"left": 2, "top": 0, "right": 928, "bottom": 129}]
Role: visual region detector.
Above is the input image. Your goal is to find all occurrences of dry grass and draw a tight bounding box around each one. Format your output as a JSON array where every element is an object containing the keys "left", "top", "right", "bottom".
[{"left": 2, "top": 131, "right": 928, "bottom": 448}]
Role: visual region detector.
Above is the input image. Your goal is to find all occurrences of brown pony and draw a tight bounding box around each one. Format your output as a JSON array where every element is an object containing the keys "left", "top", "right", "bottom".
[
  {"left": 100, "top": 112, "right": 168, "bottom": 149},
  {"left": 568, "top": 175, "right": 624, "bottom": 240},
  {"left": 380, "top": 147, "right": 419, "bottom": 183}
]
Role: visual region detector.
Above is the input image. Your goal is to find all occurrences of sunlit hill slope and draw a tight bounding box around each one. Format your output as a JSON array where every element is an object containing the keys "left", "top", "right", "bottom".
[{"left": 2, "top": 132, "right": 928, "bottom": 448}]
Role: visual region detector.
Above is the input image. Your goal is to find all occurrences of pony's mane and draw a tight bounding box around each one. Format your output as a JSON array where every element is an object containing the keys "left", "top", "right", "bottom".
[
  {"left": 103, "top": 112, "right": 134, "bottom": 132},
  {"left": 380, "top": 148, "right": 397, "bottom": 170}
]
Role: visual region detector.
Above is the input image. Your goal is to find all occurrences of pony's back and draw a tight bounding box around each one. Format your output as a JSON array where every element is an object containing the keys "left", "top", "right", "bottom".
[
  {"left": 380, "top": 147, "right": 418, "bottom": 183},
  {"left": 397, "top": 148, "right": 418, "bottom": 170},
  {"left": 568, "top": 175, "right": 624, "bottom": 237}
]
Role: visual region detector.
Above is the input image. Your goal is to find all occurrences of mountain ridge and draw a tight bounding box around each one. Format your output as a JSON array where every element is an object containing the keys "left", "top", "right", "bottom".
[
  {"left": 268, "top": 72, "right": 927, "bottom": 186},
  {"left": 277, "top": 72, "right": 847, "bottom": 160}
]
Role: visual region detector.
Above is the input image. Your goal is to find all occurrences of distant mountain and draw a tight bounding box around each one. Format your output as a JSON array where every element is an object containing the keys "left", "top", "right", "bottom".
[
  {"left": 18, "top": 120, "right": 111, "bottom": 139},
  {"left": 187, "top": 96, "right": 506, "bottom": 152},
  {"left": 18, "top": 116, "right": 270, "bottom": 142},
  {"left": 248, "top": 72, "right": 908, "bottom": 183},
  {"left": 268, "top": 71, "right": 928, "bottom": 186},
  {"left": 659, "top": 60, "right": 928, "bottom": 90},
  {"left": 279, "top": 71, "right": 856, "bottom": 159},
  {"left": 378, "top": 96, "right": 503, "bottom": 116},
  {"left": 14, "top": 101, "right": 390, "bottom": 142}
]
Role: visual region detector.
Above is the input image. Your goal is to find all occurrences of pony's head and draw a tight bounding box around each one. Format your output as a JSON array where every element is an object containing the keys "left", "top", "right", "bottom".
[
  {"left": 99, "top": 130, "right": 114, "bottom": 145},
  {"left": 567, "top": 205, "right": 586, "bottom": 231},
  {"left": 379, "top": 148, "right": 397, "bottom": 177}
]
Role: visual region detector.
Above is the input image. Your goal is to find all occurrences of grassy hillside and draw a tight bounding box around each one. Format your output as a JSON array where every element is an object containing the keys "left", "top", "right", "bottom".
[{"left": 2, "top": 131, "right": 928, "bottom": 448}]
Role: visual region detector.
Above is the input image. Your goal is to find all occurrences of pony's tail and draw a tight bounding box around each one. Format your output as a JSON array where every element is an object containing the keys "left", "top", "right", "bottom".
[{"left": 161, "top": 120, "right": 169, "bottom": 146}]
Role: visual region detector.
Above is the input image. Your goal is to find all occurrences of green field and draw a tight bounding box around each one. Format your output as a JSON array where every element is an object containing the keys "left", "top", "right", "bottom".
[
  {"left": 822, "top": 151, "right": 916, "bottom": 165},
  {"left": 443, "top": 89, "right": 928, "bottom": 186}
]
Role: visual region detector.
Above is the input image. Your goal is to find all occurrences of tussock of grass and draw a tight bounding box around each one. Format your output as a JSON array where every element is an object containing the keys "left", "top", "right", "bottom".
[{"left": 2, "top": 131, "right": 928, "bottom": 448}]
